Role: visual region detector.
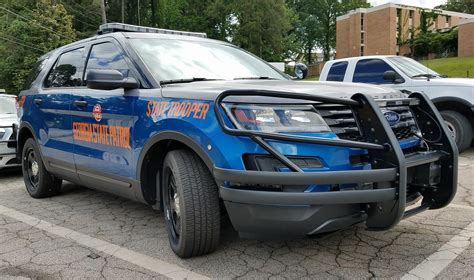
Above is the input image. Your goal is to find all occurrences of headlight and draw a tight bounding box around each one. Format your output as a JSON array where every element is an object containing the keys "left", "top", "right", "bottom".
[{"left": 223, "top": 103, "right": 330, "bottom": 133}]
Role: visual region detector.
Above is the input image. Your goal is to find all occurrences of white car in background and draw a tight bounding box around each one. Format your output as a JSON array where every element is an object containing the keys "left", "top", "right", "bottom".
[
  {"left": 0, "top": 93, "right": 20, "bottom": 169},
  {"left": 320, "top": 56, "right": 474, "bottom": 152}
]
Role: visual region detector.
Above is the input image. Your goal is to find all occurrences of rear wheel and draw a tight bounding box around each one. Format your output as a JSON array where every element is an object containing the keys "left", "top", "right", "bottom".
[
  {"left": 22, "top": 138, "right": 62, "bottom": 198},
  {"left": 440, "top": 110, "right": 472, "bottom": 153},
  {"left": 161, "top": 149, "right": 220, "bottom": 258}
]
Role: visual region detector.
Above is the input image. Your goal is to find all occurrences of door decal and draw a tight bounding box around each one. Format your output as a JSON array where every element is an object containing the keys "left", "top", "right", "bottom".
[
  {"left": 93, "top": 104, "right": 103, "bottom": 122},
  {"left": 72, "top": 122, "right": 130, "bottom": 149}
]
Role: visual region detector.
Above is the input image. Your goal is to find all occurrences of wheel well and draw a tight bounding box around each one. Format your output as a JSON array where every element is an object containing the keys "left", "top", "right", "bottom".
[
  {"left": 434, "top": 100, "right": 474, "bottom": 127},
  {"left": 18, "top": 127, "right": 34, "bottom": 159},
  {"left": 139, "top": 139, "right": 210, "bottom": 207}
]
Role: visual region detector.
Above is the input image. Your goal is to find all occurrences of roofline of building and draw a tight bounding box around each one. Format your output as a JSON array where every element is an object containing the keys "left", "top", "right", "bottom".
[
  {"left": 459, "top": 18, "right": 474, "bottom": 25},
  {"left": 337, "top": 2, "right": 474, "bottom": 21}
]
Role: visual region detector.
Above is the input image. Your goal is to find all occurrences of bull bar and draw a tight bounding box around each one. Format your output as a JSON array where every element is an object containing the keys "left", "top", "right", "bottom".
[{"left": 213, "top": 90, "right": 458, "bottom": 234}]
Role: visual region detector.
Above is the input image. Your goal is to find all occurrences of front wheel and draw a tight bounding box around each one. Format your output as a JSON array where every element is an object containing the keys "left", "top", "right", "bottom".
[
  {"left": 161, "top": 149, "right": 220, "bottom": 258},
  {"left": 22, "top": 138, "right": 62, "bottom": 198},
  {"left": 440, "top": 110, "right": 472, "bottom": 153}
]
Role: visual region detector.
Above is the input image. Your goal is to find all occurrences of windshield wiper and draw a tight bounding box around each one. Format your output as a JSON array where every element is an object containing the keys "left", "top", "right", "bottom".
[
  {"left": 412, "top": 74, "right": 438, "bottom": 79},
  {"left": 233, "top": 76, "right": 278, "bottom": 80},
  {"left": 160, "top": 77, "right": 224, "bottom": 85}
]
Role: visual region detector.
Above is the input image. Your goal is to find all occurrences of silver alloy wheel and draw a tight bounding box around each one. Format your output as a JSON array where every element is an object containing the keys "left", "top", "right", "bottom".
[{"left": 31, "top": 161, "right": 39, "bottom": 176}]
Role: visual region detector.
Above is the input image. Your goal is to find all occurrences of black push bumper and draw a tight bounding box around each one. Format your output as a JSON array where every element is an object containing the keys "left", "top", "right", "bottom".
[{"left": 213, "top": 91, "right": 458, "bottom": 237}]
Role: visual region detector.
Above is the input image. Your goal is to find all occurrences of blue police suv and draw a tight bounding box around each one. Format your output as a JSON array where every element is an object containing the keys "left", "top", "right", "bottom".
[{"left": 18, "top": 23, "right": 457, "bottom": 258}]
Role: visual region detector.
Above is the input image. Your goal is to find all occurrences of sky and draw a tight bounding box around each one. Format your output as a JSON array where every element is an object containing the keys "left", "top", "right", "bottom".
[{"left": 368, "top": 0, "right": 447, "bottom": 9}]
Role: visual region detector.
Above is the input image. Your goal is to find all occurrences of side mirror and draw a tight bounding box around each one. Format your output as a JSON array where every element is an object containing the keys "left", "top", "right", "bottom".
[
  {"left": 383, "top": 70, "right": 404, "bottom": 84},
  {"left": 86, "top": 69, "right": 139, "bottom": 90},
  {"left": 295, "top": 63, "right": 308, "bottom": 80}
]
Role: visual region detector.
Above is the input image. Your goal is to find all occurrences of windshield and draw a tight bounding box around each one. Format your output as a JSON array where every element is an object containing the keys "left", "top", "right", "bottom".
[
  {"left": 129, "top": 38, "right": 288, "bottom": 82},
  {"left": 0, "top": 97, "right": 17, "bottom": 114},
  {"left": 387, "top": 57, "right": 441, "bottom": 78}
]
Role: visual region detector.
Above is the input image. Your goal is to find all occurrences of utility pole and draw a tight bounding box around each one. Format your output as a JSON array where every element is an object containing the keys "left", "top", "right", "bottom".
[
  {"left": 137, "top": 0, "right": 141, "bottom": 25},
  {"left": 99, "top": 0, "right": 107, "bottom": 24},
  {"left": 121, "top": 0, "right": 125, "bottom": 23}
]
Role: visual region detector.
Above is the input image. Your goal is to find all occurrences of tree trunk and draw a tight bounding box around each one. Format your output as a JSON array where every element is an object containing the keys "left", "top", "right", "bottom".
[
  {"left": 307, "top": 44, "right": 312, "bottom": 64},
  {"left": 151, "top": 0, "right": 157, "bottom": 27}
]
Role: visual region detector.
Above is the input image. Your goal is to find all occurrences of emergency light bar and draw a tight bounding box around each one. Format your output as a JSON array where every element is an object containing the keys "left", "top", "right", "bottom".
[{"left": 98, "top": 23, "right": 207, "bottom": 38}]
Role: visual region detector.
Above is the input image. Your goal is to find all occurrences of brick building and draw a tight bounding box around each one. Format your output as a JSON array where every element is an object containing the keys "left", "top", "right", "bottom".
[
  {"left": 336, "top": 3, "right": 474, "bottom": 59},
  {"left": 458, "top": 18, "right": 474, "bottom": 57}
]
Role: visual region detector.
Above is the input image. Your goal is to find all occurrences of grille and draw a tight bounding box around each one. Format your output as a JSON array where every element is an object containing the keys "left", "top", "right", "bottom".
[
  {"left": 314, "top": 104, "right": 418, "bottom": 141},
  {"left": 381, "top": 105, "right": 418, "bottom": 140},
  {"left": 314, "top": 104, "right": 363, "bottom": 141}
]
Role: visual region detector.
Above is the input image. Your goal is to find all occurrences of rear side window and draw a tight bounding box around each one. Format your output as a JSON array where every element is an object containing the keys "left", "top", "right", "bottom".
[
  {"left": 44, "top": 48, "right": 85, "bottom": 88},
  {"left": 352, "top": 59, "right": 395, "bottom": 84},
  {"left": 326, "top": 62, "right": 348, "bottom": 82},
  {"left": 85, "top": 42, "right": 130, "bottom": 79}
]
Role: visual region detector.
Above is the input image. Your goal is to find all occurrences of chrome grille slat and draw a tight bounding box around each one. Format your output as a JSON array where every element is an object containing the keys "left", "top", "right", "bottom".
[{"left": 315, "top": 103, "right": 419, "bottom": 142}]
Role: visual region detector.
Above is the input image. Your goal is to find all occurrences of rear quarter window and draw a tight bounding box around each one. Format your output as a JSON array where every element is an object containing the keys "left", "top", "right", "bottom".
[
  {"left": 326, "top": 62, "right": 348, "bottom": 82},
  {"left": 23, "top": 58, "right": 48, "bottom": 90}
]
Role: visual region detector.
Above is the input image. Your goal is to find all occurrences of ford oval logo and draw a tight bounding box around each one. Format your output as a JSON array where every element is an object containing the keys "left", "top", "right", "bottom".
[{"left": 383, "top": 110, "right": 401, "bottom": 126}]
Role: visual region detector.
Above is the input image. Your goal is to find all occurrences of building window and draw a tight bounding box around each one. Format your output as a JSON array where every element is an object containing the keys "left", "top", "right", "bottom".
[
  {"left": 409, "top": 10, "right": 414, "bottom": 27},
  {"left": 360, "top": 46, "right": 364, "bottom": 56},
  {"left": 361, "top": 32, "right": 364, "bottom": 44},
  {"left": 361, "top": 13, "right": 364, "bottom": 31},
  {"left": 445, "top": 16, "right": 450, "bottom": 28}
]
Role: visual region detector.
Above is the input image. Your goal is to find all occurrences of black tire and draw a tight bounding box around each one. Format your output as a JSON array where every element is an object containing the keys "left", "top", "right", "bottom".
[
  {"left": 22, "top": 138, "right": 62, "bottom": 198},
  {"left": 161, "top": 149, "right": 220, "bottom": 258},
  {"left": 440, "top": 110, "right": 472, "bottom": 153}
]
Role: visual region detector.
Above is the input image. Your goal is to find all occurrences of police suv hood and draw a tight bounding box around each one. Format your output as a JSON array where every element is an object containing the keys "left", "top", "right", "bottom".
[{"left": 161, "top": 80, "right": 406, "bottom": 101}]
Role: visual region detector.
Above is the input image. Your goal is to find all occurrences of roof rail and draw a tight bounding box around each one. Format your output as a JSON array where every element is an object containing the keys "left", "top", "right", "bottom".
[{"left": 98, "top": 23, "right": 207, "bottom": 38}]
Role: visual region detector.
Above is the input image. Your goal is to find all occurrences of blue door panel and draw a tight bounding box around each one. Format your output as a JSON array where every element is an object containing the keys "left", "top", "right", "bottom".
[{"left": 72, "top": 91, "right": 135, "bottom": 178}]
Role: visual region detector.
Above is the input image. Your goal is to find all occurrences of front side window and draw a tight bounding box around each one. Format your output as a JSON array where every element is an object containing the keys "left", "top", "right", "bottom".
[
  {"left": 44, "top": 48, "right": 85, "bottom": 88},
  {"left": 353, "top": 59, "right": 398, "bottom": 84},
  {"left": 85, "top": 42, "right": 130, "bottom": 79},
  {"left": 129, "top": 38, "right": 288, "bottom": 82},
  {"left": 326, "top": 62, "right": 348, "bottom": 82}
]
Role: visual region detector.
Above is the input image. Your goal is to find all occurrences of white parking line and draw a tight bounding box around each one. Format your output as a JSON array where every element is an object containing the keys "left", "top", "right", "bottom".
[
  {"left": 0, "top": 205, "right": 209, "bottom": 280},
  {"left": 401, "top": 221, "right": 474, "bottom": 280}
]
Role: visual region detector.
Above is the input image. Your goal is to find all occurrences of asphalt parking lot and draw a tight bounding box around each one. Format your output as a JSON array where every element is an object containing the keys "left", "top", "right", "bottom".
[{"left": 0, "top": 150, "right": 473, "bottom": 280}]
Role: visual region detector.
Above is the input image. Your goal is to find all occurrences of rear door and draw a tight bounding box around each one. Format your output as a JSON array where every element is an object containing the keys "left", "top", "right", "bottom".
[
  {"left": 35, "top": 47, "right": 86, "bottom": 181},
  {"left": 71, "top": 40, "right": 136, "bottom": 197}
]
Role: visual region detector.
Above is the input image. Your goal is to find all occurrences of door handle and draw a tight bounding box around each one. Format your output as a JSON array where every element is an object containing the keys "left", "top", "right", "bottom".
[
  {"left": 73, "top": 100, "right": 88, "bottom": 107},
  {"left": 33, "top": 98, "right": 43, "bottom": 105}
]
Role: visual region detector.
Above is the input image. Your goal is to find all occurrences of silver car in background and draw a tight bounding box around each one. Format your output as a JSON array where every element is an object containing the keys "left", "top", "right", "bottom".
[{"left": 0, "top": 93, "right": 19, "bottom": 169}]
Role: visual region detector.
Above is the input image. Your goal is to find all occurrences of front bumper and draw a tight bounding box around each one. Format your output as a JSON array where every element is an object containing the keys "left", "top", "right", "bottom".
[
  {"left": 214, "top": 91, "right": 458, "bottom": 237},
  {"left": 0, "top": 124, "right": 19, "bottom": 169}
]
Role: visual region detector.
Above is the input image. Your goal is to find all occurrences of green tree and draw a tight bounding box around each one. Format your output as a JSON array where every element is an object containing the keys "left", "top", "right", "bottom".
[
  {"left": 435, "top": 0, "right": 474, "bottom": 14},
  {"left": 233, "top": 0, "right": 293, "bottom": 61},
  {"left": 0, "top": 0, "right": 76, "bottom": 94},
  {"left": 58, "top": 0, "right": 102, "bottom": 38}
]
